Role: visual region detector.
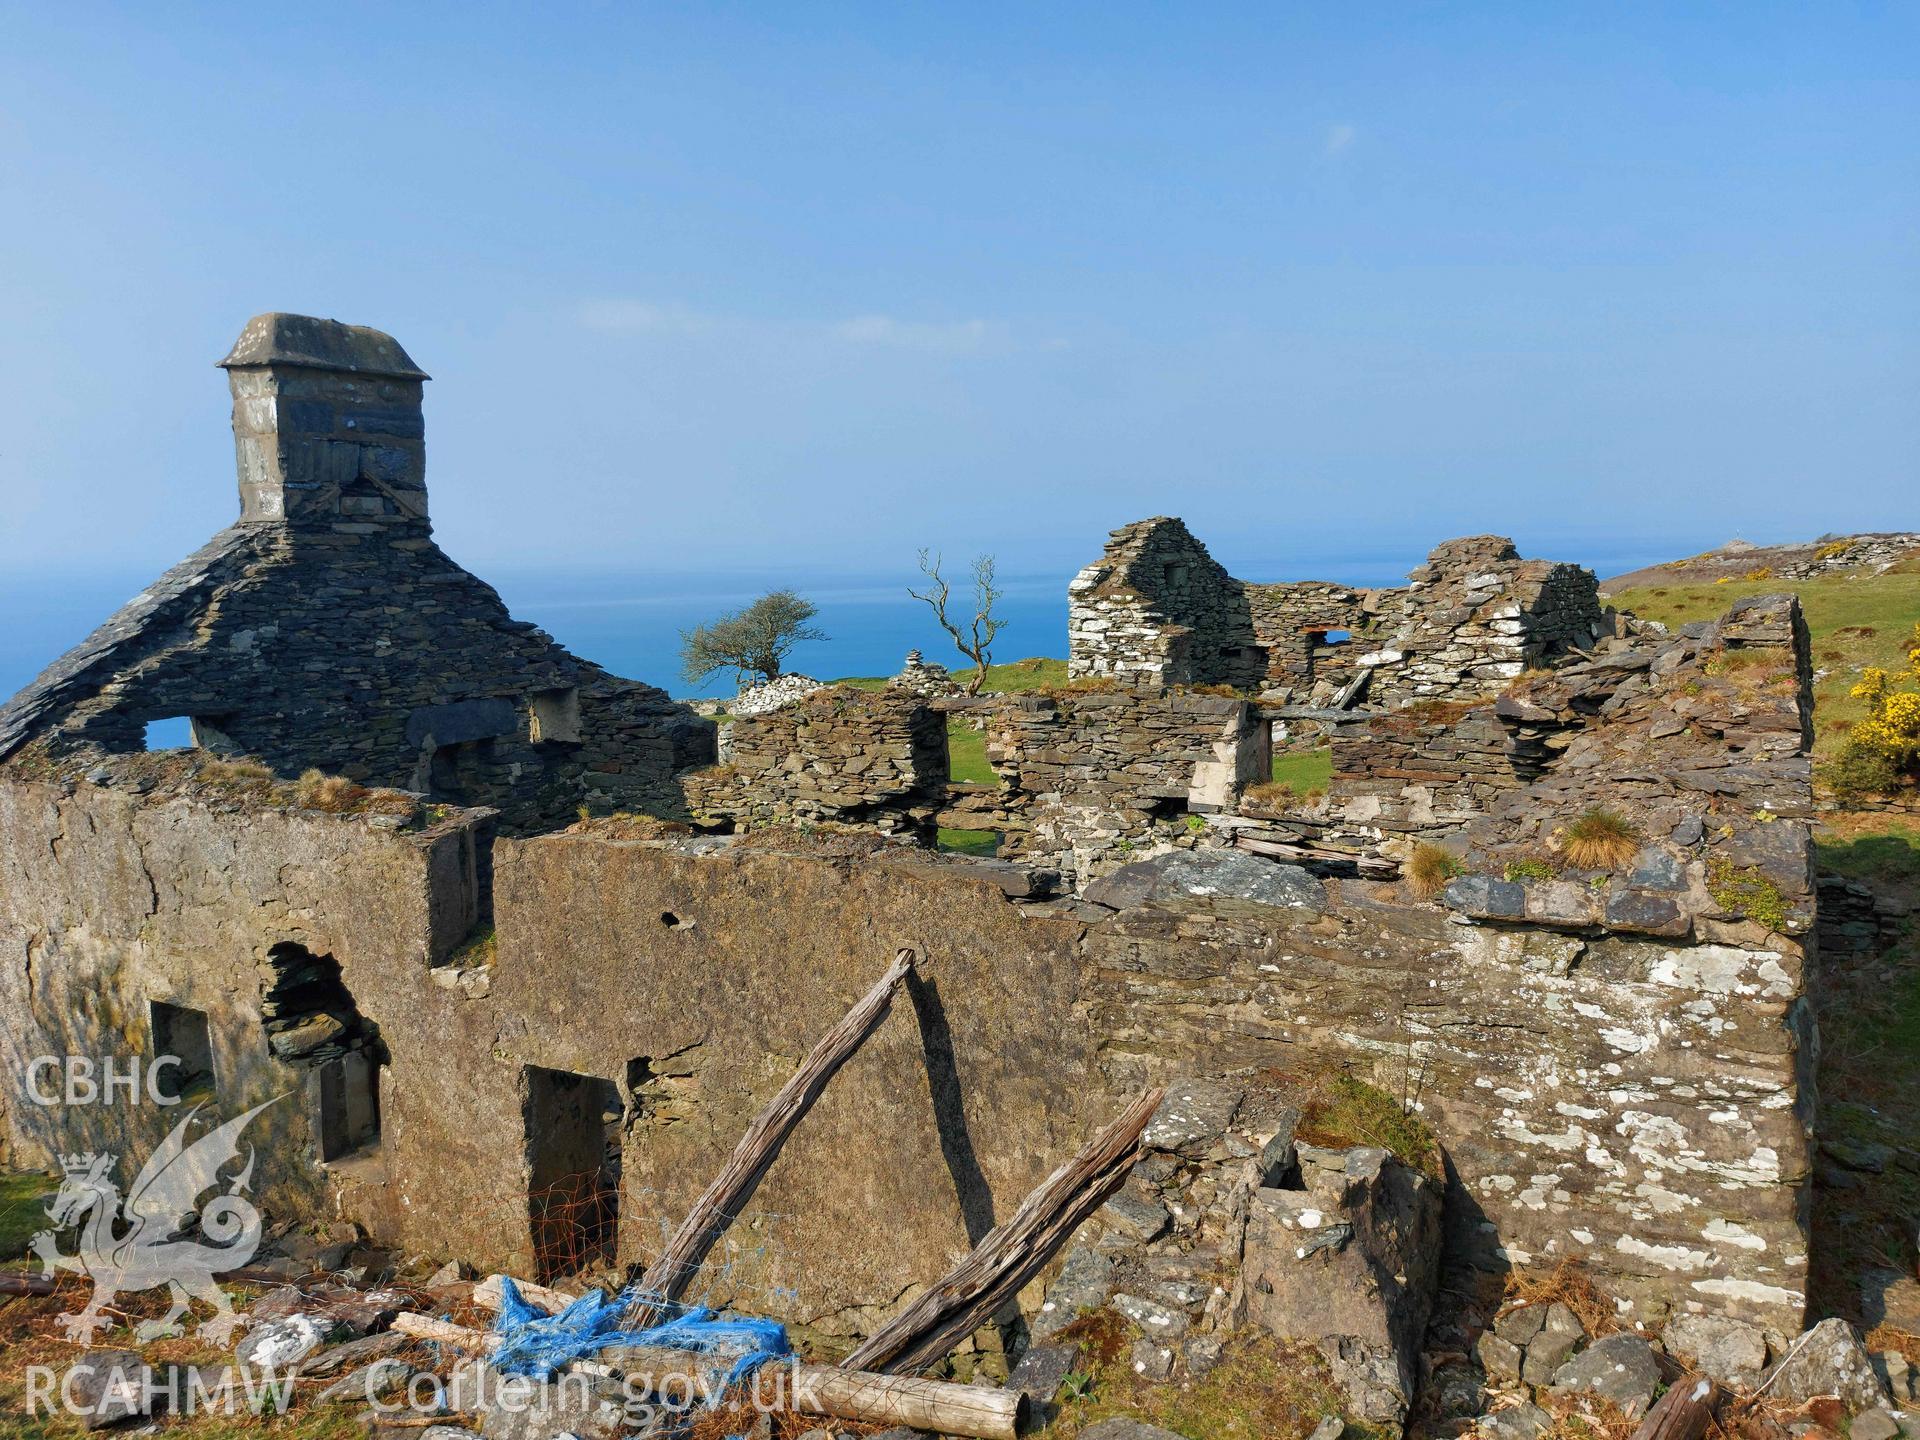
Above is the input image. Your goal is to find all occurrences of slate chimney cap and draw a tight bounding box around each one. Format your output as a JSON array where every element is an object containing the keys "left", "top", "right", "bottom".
[{"left": 217, "top": 313, "right": 430, "bottom": 381}]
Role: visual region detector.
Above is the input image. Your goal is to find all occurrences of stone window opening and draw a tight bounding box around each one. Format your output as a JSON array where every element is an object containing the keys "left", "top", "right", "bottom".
[
  {"left": 142, "top": 717, "right": 195, "bottom": 751},
  {"left": 1323, "top": 629, "right": 1352, "bottom": 646},
  {"left": 530, "top": 688, "right": 581, "bottom": 746},
  {"left": 141, "top": 715, "right": 244, "bottom": 753},
  {"left": 523, "top": 1065, "right": 624, "bottom": 1283},
  {"left": 149, "top": 1001, "right": 217, "bottom": 1106}
]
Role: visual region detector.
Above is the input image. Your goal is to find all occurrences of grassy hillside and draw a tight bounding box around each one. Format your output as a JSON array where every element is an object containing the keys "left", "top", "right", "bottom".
[
  {"left": 1606, "top": 553, "right": 1920, "bottom": 760},
  {"left": 834, "top": 656, "right": 1068, "bottom": 694}
]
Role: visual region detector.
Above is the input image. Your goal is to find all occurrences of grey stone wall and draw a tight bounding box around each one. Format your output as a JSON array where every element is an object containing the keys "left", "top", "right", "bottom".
[
  {"left": 980, "top": 688, "right": 1268, "bottom": 879},
  {"left": 1246, "top": 580, "right": 1373, "bottom": 694},
  {"left": 1067, "top": 517, "right": 1265, "bottom": 689},
  {"left": 0, "top": 673, "right": 1815, "bottom": 1339},
  {"left": 1354, "top": 537, "right": 1607, "bottom": 703},
  {"left": 681, "top": 687, "right": 948, "bottom": 837},
  {"left": 0, "top": 761, "right": 489, "bottom": 1239}
]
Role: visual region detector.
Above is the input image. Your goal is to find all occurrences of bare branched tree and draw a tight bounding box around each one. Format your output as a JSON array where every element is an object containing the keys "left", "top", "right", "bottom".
[
  {"left": 679, "top": 589, "right": 826, "bottom": 688},
  {"left": 908, "top": 550, "right": 1007, "bottom": 696}
]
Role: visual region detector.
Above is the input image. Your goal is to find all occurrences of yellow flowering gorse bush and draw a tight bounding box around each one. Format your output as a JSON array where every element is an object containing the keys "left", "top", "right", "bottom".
[{"left": 1834, "top": 624, "right": 1920, "bottom": 796}]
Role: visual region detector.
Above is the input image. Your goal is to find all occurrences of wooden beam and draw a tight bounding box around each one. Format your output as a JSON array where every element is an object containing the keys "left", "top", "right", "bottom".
[
  {"left": 391, "top": 1310, "right": 1023, "bottom": 1440},
  {"left": 841, "top": 1086, "right": 1165, "bottom": 1376},
  {"left": 1629, "top": 1374, "right": 1720, "bottom": 1440},
  {"left": 630, "top": 949, "right": 915, "bottom": 1317}
]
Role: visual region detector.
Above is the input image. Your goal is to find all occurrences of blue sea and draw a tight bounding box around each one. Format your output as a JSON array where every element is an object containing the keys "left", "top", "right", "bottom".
[{"left": 0, "top": 541, "right": 1683, "bottom": 712}]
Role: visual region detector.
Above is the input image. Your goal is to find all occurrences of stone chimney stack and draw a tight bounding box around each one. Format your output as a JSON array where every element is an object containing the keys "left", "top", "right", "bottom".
[{"left": 217, "top": 313, "right": 432, "bottom": 530}]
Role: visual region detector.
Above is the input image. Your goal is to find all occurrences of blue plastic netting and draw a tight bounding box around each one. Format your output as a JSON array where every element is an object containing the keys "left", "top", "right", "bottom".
[{"left": 488, "top": 1277, "right": 792, "bottom": 1390}]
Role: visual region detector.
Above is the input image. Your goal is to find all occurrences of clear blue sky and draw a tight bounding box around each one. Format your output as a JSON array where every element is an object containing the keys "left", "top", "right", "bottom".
[{"left": 2, "top": 3, "right": 1914, "bottom": 593}]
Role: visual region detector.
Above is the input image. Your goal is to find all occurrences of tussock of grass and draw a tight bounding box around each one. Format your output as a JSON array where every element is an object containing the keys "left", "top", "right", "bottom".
[
  {"left": 1562, "top": 808, "right": 1640, "bottom": 870},
  {"left": 1407, "top": 843, "right": 1465, "bottom": 899},
  {"left": 1297, "top": 1071, "right": 1442, "bottom": 1181},
  {"left": 288, "top": 769, "right": 415, "bottom": 818},
  {"left": 1503, "top": 1257, "right": 1622, "bottom": 1339},
  {"left": 197, "top": 757, "right": 273, "bottom": 785},
  {"left": 565, "top": 811, "right": 692, "bottom": 841},
  {"left": 445, "top": 924, "right": 497, "bottom": 968}
]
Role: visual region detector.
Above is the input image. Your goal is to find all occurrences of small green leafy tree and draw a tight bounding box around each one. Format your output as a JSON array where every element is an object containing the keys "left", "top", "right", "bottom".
[
  {"left": 679, "top": 589, "right": 826, "bottom": 687},
  {"left": 909, "top": 549, "right": 1007, "bottom": 696}
]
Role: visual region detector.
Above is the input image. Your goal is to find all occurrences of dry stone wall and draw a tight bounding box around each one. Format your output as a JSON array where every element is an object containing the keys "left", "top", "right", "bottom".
[
  {"left": 977, "top": 689, "right": 1269, "bottom": 879},
  {"left": 1326, "top": 701, "right": 1545, "bottom": 837},
  {"left": 1355, "top": 536, "right": 1607, "bottom": 702},
  {"left": 1246, "top": 580, "right": 1372, "bottom": 693},
  {"left": 1066, "top": 518, "right": 1265, "bottom": 690},
  {"left": 681, "top": 687, "right": 948, "bottom": 837}
]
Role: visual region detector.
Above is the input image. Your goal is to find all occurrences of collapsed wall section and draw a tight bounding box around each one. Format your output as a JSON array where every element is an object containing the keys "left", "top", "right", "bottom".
[
  {"left": 681, "top": 687, "right": 949, "bottom": 837},
  {"left": 977, "top": 688, "right": 1268, "bottom": 878}
]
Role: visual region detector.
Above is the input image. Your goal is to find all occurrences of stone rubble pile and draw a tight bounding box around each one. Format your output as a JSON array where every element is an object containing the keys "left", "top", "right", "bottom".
[
  {"left": 729, "top": 672, "right": 827, "bottom": 716},
  {"left": 886, "top": 649, "right": 961, "bottom": 698},
  {"left": 1027, "top": 1076, "right": 1442, "bottom": 1429}
]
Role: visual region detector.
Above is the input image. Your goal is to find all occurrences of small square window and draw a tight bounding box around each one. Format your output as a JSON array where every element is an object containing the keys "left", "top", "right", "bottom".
[
  {"left": 530, "top": 688, "right": 581, "bottom": 745},
  {"left": 143, "top": 717, "right": 195, "bottom": 751}
]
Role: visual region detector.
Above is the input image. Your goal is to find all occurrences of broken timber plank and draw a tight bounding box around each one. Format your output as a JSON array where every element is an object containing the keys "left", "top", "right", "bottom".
[
  {"left": 630, "top": 947, "right": 915, "bottom": 1319},
  {"left": 393, "top": 1309, "right": 1024, "bottom": 1440},
  {"left": 1233, "top": 833, "right": 1400, "bottom": 876},
  {"left": 841, "top": 1086, "right": 1165, "bottom": 1376},
  {"left": 1629, "top": 1374, "right": 1720, "bottom": 1440}
]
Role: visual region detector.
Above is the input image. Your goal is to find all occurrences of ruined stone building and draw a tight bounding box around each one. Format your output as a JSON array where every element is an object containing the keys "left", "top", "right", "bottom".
[
  {"left": 0, "top": 314, "right": 712, "bottom": 835},
  {"left": 0, "top": 315, "right": 1823, "bottom": 1390},
  {"left": 1068, "top": 516, "right": 1608, "bottom": 706}
]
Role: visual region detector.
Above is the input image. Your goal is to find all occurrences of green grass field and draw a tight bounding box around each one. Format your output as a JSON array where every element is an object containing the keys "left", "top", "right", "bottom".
[
  {"left": 1607, "top": 555, "right": 1920, "bottom": 759},
  {"left": 947, "top": 721, "right": 996, "bottom": 784},
  {"left": 1269, "top": 747, "right": 1331, "bottom": 794}
]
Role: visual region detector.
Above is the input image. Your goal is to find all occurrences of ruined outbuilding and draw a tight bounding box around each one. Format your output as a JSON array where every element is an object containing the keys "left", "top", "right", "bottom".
[
  {"left": 1068, "top": 516, "right": 1608, "bottom": 706},
  {"left": 0, "top": 317, "right": 1825, "bottom": 1382}
]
